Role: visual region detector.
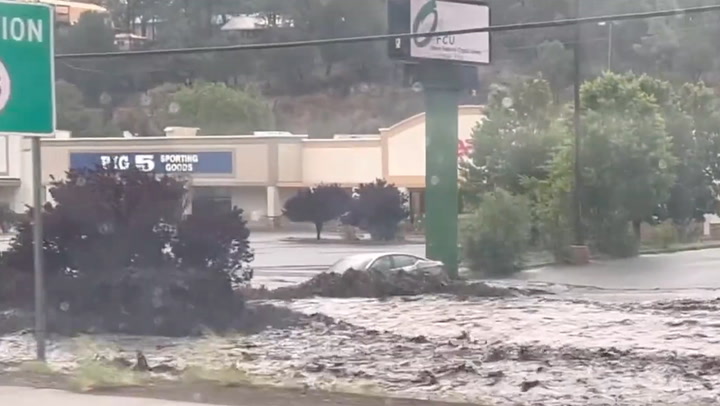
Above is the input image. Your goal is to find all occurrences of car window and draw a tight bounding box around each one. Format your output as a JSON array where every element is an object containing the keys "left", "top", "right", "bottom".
[
  {"left": 368, "top": 255, "right": 393, "bottom": 272},
  {"left": 391, "top": 255, "right": 420, "bottom": 268},
  {"left": 328, "top": 255, "right": 374, "bottom": 273}
]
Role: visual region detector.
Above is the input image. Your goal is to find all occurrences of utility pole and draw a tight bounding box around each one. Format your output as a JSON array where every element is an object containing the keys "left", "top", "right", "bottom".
[
  {"left": 572, "top": 0, "right": 586, "bottom": 248},
  {"left": 607, "top": 21, "right": 613, "bottom": 71}
]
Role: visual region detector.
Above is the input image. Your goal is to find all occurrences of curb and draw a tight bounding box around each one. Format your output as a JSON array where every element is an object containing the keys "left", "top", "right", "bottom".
[
  {"left": 638, "top": 242, "right": 720, "bottom": 255},
  {"left": 519, "top": 243, "right": 720, "bottom": 271},
  {"left": 279, "top": 237, "right": 426, "bottom": 246}
]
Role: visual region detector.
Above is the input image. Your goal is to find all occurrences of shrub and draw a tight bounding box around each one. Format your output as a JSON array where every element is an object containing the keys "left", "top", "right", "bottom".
[
  {"left": 342, "top": 179, "right": 408, "bottom": 241},
  {"left": 172, "top": 207, "right": 254, "bottom": 284},
  {"left": 461, "top": 189, "right": 532, "bottom": 276},
  {"left": 0, "top": 167, "right": 253, "bottom": 335},
  {"left": 649, "top": 220, "right": 679, "bottom": 249},
  {"left": 590, "top": 212, "right": 639, "bottom": 258}
]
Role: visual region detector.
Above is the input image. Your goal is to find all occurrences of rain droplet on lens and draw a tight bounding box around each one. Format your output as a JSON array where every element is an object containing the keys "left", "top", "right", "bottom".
[
  {"left": 76, "top": 177, "right": 87, "bottom": 187},
  {"left": 502, "top": 97, "right": 514, "bottom": 108},
  {"left": 430, "top": 175, "right": 440, "bottom": 186},
  {"left": 99, "top": 92, "right": 112, "bottom": 105},
  {"left": 60, "top": 302, "right": 69, "bottom": 312},
  {"left": 98, "top": 222, "right": 114, "bottom": 235},
  {"left": 168, "top": 102, "right": 180, "bottom": 114},
  {"left": 140, "top": 93, "right": 152, "bottom": 107}
]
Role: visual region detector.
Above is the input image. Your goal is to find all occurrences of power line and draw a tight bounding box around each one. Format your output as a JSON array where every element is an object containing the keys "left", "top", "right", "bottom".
[{"left": 55, "top": 4, "right": 720, "bottom": 60}]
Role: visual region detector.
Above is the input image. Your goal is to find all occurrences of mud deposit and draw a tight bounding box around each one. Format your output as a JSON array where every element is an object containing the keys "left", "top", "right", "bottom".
[{"left": 1, "top": 284, "right": 720, "bottom": 405}]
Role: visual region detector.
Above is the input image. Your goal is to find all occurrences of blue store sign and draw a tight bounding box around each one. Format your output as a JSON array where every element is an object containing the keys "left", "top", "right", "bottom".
[{"left": 70, "top": 152, "right": 234, "bottom": 174}]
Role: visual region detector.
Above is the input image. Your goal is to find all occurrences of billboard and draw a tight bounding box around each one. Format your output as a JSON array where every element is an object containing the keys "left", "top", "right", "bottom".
[
  {"left": 388, "top": 0, "right": 490, "bottom": 65},
  {"left": 69, "top": 151, "right": 234, "bottom": 174}
]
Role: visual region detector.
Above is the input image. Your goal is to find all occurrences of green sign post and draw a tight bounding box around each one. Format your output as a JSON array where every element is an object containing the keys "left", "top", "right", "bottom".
[
  {"left": 421, "top": 63, "right": 462, "bottom": 275},
  {"left": 389, "top": 0, "right": 489, "bottom": 277},
  {"left": 0, "top": 1, "right": 55, "bottom": 361}
]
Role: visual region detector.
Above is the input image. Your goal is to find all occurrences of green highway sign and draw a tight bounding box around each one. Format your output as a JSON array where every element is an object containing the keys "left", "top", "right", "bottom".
[{"left": 0, "top": 1, "right": 54, "bottom": 135}]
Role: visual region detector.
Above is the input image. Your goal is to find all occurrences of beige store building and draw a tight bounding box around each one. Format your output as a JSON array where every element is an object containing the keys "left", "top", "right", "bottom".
[{"left": 0, "top": 106, "right": 484, "bottom": 227}]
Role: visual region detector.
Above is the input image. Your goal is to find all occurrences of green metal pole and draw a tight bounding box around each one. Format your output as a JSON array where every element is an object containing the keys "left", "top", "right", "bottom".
[{"left": 422, "top": 62, "right": 461, "bottom": 278}]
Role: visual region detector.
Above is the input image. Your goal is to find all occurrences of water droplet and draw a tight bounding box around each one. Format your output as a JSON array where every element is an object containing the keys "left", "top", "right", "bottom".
[
  {"left": 430, "top": 176, "right": 440, "bottom": 186},
  {"left": 502, "top": 97, "right": 514, "bottom": 108},
  {"left": 75, "top": 177, "right": 87, "bottom": 186},
  {"left": 168, "top": 102, "right": 180, "bottom": 114},
  {"left": 99, "top": 92, "right": 112, "bottom": 105},
  {"left": 140, "top": 93, "right": 152, "bottom": 107},
  {"left": 98, "top": 222, "right": 114, "bottom": 235},
  {"left": 411, "top": 82, "right": 424, "bottom": 93},
  {"left": 60, "top": 302, "right": 69, "bottom": 312}
]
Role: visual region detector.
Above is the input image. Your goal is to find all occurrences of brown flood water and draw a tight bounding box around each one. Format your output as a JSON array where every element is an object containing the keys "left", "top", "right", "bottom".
[{"left": 1, "top": 282, "right": 720, "bottom": 405}]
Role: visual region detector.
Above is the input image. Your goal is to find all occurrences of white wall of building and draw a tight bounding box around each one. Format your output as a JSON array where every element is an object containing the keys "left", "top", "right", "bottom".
[{"left": 231, "top": 186, "right": 267, "bottom": 223}]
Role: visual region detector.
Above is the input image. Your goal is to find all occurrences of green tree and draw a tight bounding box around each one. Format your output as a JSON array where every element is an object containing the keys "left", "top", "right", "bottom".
[
  {"left": 664, "top": 82, "right": 720, "bottom": 223},
  {"left": 633, "top": 9, "right": 720, "bottom": 82},
  {"left": 341, "top": 179, "right": 408, "bottom": 241},
  {"left": 56, "top": 80, "right": 120, "bottom": 137},
  {"left": 166, "top": 82, "right": 275, "bottom": 134},
  {"left": 462, "top": 77, "right": 564, "bottom": 205},
  {"left": 534, "top": 40, "right": 573, "bottom": 103},
  {"left": 580, "top": 72, "right": 676, "bottom": 252},
  {"left": 283, "top": 184, "right": 352, "bottom": 240}
]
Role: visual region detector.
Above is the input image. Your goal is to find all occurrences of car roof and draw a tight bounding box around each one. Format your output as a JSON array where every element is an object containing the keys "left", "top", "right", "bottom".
[{"left": 340, "top": 252, "right": 426, "bottom": 261}]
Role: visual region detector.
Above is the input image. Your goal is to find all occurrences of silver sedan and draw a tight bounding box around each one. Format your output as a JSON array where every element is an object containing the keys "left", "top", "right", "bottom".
[{"left": 327, "top": 252, "right": 445, "bottom": 275}]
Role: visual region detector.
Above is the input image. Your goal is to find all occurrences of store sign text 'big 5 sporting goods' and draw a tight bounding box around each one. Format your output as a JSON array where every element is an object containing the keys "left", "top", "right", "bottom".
[{"left": 69, "top": 152, "right": 234, "bottom": 174}]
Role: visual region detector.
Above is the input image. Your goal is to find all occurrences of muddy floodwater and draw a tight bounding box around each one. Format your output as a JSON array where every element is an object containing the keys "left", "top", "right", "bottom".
[{"left": 2, "top": 281, "right": 720, "bottom": 405}]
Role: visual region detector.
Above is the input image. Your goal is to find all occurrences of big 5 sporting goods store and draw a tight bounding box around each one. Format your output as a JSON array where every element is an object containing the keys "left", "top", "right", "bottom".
[{"left": 0, "top": 106, "right": 484, "bottom": 229}]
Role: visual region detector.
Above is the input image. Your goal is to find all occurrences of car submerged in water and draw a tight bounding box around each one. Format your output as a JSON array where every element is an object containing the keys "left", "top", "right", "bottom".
[{"left": 327, "top": 253, "right": 445, "bottom": 276}]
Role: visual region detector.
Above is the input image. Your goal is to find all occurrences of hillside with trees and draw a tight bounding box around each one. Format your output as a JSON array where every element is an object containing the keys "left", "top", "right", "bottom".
[{"left": 56, "top": 0, "right": 720, "bottom": 137}]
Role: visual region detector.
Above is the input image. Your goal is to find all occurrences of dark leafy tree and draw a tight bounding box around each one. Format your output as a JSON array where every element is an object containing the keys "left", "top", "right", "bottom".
[
  {"left": 342, "top": 179, "right": 408, "bottom": 241},
  {"left": 172, "top": 207, "right": 254, "bottom": 283},
  {"left": 0, "top": 168, "right": 253, "bottom": 335},
  {"left": 3, "top": 168, "right": 188, "bottom": 275},
  {"left": 282, "top": 184, "right": 351, "bottom": 240}
]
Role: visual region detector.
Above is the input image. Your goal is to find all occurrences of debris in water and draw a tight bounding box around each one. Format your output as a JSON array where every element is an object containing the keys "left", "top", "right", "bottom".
[
  {"left": 520, "top": 380, "right": 541, "bottom": 392},
  {"left": 409, "top": 335, "right": 429, "bottom": 344},
  {"left": 134, "top": 350, "right": 150, "bottom": 372},
  {"left": 414, "top": 370, "right": 438, "bottom": 386}
]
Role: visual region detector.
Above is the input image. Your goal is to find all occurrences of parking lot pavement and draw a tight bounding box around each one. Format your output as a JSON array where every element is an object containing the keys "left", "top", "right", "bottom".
[{"left": 250, "top": 232, "right": 425, "bottom": 288}]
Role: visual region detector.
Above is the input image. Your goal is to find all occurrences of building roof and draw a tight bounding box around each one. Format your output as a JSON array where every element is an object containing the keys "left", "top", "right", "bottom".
[
  {"left": 221, "top": 15, "right": 266, "bottom": 31},
  {"left": 25, "top": 0, "right": 108, "bottom": 13}
]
